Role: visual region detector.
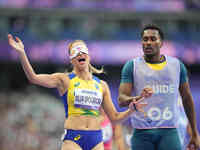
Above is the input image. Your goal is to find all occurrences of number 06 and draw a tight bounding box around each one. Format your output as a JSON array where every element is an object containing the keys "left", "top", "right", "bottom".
[{"left": 147, "top": 107, "right": 173, "bottom": 121}]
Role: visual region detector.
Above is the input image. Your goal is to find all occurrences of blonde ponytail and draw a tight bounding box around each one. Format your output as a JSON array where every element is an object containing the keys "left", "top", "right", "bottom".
[{"left": 89, "top": 63, "right": 105, "bottom": 74}]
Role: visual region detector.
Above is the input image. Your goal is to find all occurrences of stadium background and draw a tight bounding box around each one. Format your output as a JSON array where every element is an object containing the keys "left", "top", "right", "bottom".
[{"left": 0, "top": 0, "right": 200, "bottom": 150}]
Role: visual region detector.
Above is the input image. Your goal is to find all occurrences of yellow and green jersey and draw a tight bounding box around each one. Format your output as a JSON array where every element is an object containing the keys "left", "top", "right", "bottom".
[{"left": 61, "top": 73, "right": 103, "bottom": 118}]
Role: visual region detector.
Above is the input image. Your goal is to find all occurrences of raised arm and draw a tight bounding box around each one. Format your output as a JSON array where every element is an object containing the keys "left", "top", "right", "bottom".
[
  {"left": 8, "top": 34, "right": 68, "bottom": 94},
  {"left": 101, "top": 80, "right": 147, "bottom": 123}
]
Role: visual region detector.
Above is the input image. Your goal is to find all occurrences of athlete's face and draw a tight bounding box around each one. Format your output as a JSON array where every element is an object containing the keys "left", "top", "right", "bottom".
[
  {"left": 142, "top": 29, "right": 162, "bottom": 57},
  {"left": 70, "top": 42, "right": 90, "bottom": 69}
]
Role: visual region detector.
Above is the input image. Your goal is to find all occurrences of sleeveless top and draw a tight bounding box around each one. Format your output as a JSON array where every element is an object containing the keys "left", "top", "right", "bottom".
[
  {"left": 131, "top": 56, "right": 180, "bottom": 129},
  {"left": 61, "top": 73, "right": 103, "bottom": 118}
]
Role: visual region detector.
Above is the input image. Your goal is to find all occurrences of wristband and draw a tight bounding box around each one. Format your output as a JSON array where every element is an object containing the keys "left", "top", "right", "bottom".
[{"left": 133, "top": 103, "right": 138, "bottom": 111}]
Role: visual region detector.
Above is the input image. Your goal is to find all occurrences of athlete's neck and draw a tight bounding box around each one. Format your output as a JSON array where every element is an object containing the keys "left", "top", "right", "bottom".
[
  {"left": 74, "top": 69, "right": 92, "bottom": 81},
  {"left": 144, "top": 55, "right": 165, "bottom": 64}
]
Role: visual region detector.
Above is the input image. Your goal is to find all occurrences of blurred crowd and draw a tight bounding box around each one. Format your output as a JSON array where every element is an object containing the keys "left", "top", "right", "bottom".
[
  {"left": 0, "top": 86, "right": 64, "bottom": 150},
  {"left": 0, "top": 0, "right": 191, "bottom": 11},
  {"left": 0, "top": 0, "right": 200, "bottom": 66},
  {"left": 1, "top": 15, "right": 200, "bottom": 65}
]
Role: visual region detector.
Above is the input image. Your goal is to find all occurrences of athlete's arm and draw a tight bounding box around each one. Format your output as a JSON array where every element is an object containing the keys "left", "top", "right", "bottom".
[
  {"left": 102, "top": 80, "right": 133, "bottom": 123},
  {"left": 118, "top": 60, "right": 153, "bottom": 107},
  {"left": 8, "top": 34, "right": 69, "bottom": 92},
  {"left": 118, "top": 84, "right": 152, "bottom": 107},
  {"left": 118, "top": 83, "right": 135, "bottom": 107},
  {"left": 179, "top": 82, "right": 198, "bottom": 135},
  {"left": 179, "top": 62, "right": 200, "bottom": 149},
  {"left": 179, "top": 82, "right": 200, "bottom": 149},
  {"left": 101, "top": 80, "right": 147, "bottom": 123},
  {"left": 118, "top": 60, "right": 136, "bottom": 107}
]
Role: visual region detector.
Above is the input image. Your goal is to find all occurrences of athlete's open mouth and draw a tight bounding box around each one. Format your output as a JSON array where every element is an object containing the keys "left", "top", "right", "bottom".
[{"left": 78, "top": 58, "right": 86, "bottom": 62}]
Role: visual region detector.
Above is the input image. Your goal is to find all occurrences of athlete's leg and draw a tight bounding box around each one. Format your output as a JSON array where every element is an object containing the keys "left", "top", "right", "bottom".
[
  {"left": 61, "top": 140, "right": 82, "bottom": 150},
  {"left": 92, "top": 142, "right": 104, "bottom": 150},
  {"left": 131, "top": 129, "right": 155, "bottom": 150},
  {"left": 157, "top": 128, "right": 182, "bottom": 150}
]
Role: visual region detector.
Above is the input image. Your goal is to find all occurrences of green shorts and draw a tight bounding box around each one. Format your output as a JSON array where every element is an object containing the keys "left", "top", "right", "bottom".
[{"left": 131, "top": 128, "right": 181, "bottom": 150}]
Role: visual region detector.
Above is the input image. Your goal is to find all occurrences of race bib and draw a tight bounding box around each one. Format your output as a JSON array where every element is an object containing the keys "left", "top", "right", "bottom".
[{"left": 74, "top": 89, "right": 102, "bottom": 110}]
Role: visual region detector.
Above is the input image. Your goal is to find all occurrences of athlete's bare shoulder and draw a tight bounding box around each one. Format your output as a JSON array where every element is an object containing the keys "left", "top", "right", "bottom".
[
  {"left": 53, "top": 72, "right": 70, "bottom": 83},
  {"left": 100, "top": 80, "right": 110, "bottom": 94},
  {"left": 51, "top": 72, "right": 70, "bottom": 95}
]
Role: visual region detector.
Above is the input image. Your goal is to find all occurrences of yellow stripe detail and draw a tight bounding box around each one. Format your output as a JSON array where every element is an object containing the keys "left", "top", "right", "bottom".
[{"left": 146, "top": 61, "right": 167, "bottom": 70}]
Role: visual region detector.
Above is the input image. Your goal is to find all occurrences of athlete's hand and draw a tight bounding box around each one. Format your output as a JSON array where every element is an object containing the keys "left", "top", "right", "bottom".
[
  {"left": 140, "top": 87, "right": 153, "bottom": 98},
  {"left": 129, "top": 96, "right": 147, "bottom": 112},
  {"left": 187, "top": 134, "right": 200, "bottom": 150},
  {"left": 8, "top": 34, "right": 25, "bottom": 53}
]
